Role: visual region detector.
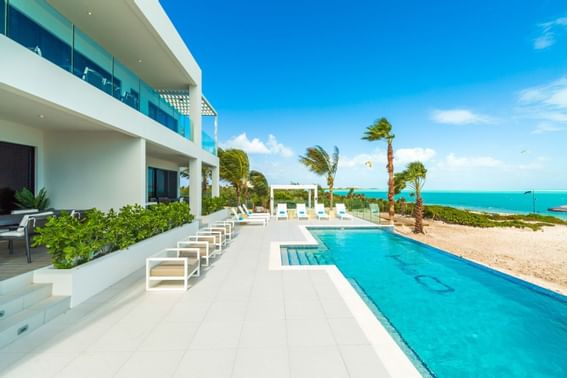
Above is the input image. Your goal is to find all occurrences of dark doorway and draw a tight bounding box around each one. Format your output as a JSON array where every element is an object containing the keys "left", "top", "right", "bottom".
[{"left": 0, "top": 141, "right": 35, "bottom": 214}]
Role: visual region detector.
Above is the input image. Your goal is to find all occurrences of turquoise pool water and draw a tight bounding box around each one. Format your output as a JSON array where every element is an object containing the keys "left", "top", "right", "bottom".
[{"left": 282, "top": 228, "right": 567, "bottom": 377}]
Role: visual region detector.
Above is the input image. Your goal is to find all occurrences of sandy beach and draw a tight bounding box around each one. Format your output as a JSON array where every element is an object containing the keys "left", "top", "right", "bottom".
[{"left": 394, "top": 217, "right": 567, "bottom": 295}]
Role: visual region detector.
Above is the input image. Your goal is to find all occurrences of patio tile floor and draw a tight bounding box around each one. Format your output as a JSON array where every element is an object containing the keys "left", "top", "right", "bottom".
[{"left": 0, "top": 219, "right": 392, "bottom": 377}]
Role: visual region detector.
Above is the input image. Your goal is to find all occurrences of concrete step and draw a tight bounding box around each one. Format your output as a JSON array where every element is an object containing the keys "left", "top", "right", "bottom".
[
  {"left": 0, "top": 284, "right": 52, "bottom": 321},
  {"left": 0, "top": 296, "right": 70, "bottom": 349},
  {"left": 0, "top": 271, "right": 33, "bottom": 295}
]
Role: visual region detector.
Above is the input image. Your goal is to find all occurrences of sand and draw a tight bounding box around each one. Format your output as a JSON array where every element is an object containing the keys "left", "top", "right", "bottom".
[{"left": 393, "top": 216, "right": 567, "bottom": 295}]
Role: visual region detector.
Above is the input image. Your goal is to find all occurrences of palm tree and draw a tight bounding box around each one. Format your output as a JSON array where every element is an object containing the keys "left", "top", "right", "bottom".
[
  {"left": 249, "top": 170, "right": 269, "bottom": 208},
  {"left": 362, "top": 118, "right": 395, "bottom": 224},
  {"left": 299, "top": 146, "right": 339, "bottom": 207},
  {"left": 397, "top": 162, "right": 427, "bottom": 233},
  {"left": 218, "top": 148, "right": 250, "bottom": 204}
]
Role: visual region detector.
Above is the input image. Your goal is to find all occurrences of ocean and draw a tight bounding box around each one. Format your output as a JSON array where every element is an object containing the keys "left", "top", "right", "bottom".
[{"left": 333, "top": 190, "right": 567, "bottom": 219}]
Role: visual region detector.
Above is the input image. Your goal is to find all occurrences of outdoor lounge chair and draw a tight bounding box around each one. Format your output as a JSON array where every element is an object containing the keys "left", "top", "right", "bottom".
[
  {"left": 198, "top": 229, "right": 226, "bottom": 250},
  {"left": 276, "top": 203, "right": 289, "bottom": 220},
  {"left": 239, "top": 205, "right": 269, "bottom": 221},
  {"left": 230, "top": 208, "right": 267, "bottom": 226},
  {"left": 177, "top": 238, "right": 213, "bottom": 266},
  {"left": 213, "top": 221, "right": 236, "bottom": 240},
  {"left": 315, "top": 204, "right": 329, "bottom": 220},
  {"left": 203, "top": 225, "right": 231, "bottom": 245},
  {"left": 11, "top": 209, "right": 39, "bottom": 215},
  {"left": 243, "top": 204, "right": 271, "bottom": 220},
  {"left": 296, "top": 203, "right": 309, "bottom": 220},
  {"left": 146, "top": 247, "right": 200, "bottom": 291},
  {"left": 335, "top": 203, "right": 353, "bottom": 220},
  {"left": 0, "top": 211, "right": 54, "bottom": 263}
]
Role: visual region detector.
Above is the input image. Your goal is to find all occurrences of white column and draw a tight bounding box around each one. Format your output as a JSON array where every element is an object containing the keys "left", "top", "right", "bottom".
[
  {"left": 189, "top": 84, "right": 202, "bottom": 146},
  {"left": 211, "top": 165, "right": 220, "bottom": 197},
  {"left": 270, "top": 187, "right": 274, "bottom": 215},
  {"left": 214, "top": 115, "right": 218, "bottom": 155},
  {"left": 189, "top": 158, "right": 202, "bottom": 216},
  {"left": 308, "top": 190, "right": 311, "bottom": 208}
]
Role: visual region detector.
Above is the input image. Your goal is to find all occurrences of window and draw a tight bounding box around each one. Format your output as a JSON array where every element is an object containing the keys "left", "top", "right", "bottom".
[
  {"left": 0, "top": 142, "right": 35, "bottom": 214},
  {"left": 1, "top": 0, "right": 6, "bottom": 35},
  {"left": 148, "top": 102, "right": 178, "bottom": 132},
  {"left": 147, "top": 167, "right": 178, "bottom": 201}
]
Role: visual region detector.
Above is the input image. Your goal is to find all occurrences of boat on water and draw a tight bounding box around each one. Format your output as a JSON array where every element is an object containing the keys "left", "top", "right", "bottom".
[{"left": 548, "top": 205, "right": 567, "bottom": 213}]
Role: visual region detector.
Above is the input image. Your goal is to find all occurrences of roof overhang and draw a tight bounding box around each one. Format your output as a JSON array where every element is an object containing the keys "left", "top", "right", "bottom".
[{"left": 48, "top": 0, "right": 200, "bottom": 89}]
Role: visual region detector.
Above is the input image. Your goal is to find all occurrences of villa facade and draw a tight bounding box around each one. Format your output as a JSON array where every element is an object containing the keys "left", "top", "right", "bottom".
[{"left": 0, "top": 0, "right": 219, "bottom": 216}]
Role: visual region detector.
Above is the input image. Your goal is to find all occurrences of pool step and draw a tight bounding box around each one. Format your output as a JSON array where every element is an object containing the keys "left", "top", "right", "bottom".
[
  {"left": 0, "top": 274, "right": 70, "bottom": 350},
  {"left": 281, "top": 248, "right": 331, "bottom": 266}
]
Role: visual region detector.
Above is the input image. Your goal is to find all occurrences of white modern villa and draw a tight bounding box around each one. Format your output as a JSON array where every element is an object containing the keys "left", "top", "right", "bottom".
[{"left": 0, "top": 0, "right": 219, "bottom": 216}]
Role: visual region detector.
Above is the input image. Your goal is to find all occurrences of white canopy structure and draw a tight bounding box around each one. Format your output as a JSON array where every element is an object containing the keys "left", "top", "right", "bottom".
[{"left": 270, "top": 184, "right": 318, "bottom": 215}]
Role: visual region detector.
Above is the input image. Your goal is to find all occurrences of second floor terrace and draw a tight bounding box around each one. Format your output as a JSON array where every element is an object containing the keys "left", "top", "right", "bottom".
[{"left": 0, "top": 0, "right": 217, "bottom": 155}]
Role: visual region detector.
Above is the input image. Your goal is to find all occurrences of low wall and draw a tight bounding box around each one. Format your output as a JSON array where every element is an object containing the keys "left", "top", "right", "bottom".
[
  {"left": 199, "top": 208, "right": 230, "bottom": 227},
  {"left": 33, "top": 221, "right": 199, "bottom": 307}
]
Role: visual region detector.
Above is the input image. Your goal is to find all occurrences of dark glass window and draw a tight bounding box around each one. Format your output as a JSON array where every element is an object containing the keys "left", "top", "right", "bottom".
[
  {"left": 73, "top": 51, "right": 116, "bottom": 95},
  {"left": 7, "top": 4, "right": 72, "bottom": 72},
  {"left": 1, "top": 0, "right": 5, "bottom": 35},
  {"left": 0, "top": 142, "right": 35, "bottom": 214},
  {"left": 148, "top": 102, "right": 178, "bottom": 132},
  {"left": 147, "top": 167, "right": 178, "bottom": 201}
]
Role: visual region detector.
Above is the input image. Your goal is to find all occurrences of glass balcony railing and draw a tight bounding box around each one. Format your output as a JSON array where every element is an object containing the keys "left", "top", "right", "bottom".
[
  {"left": 202, "top": 131, "right": 217, "bottom": 155},
  {"left": 2, "top": 0, "right": 192, "bottom": 141}
]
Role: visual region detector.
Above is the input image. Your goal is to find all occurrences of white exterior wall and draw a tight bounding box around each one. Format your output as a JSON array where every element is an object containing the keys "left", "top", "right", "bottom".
[{"left": 44, "top": 132, "right": 146, "bottom": 211}]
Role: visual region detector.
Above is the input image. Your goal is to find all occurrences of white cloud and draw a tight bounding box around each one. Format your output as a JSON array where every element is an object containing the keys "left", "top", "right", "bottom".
[
  {"left": 221, "top": 133, "right": 293, "bottom": 157},
  {"left": 266, "top": 134, "right": 294, "bottom": 157},
  {"left": 439, "top": 153, "right": 504, "bottom": 169},
  {"left": 531, "top": 122, "right": 564, "bottom": 134},
  {"left": 430, "top": 109, "right": 494, "bottom": 125},
  {"left": 533, "top": 17, "right": 567, "bottom": 50},
  {"left": 339, "top": 147, "right": 436, "bottom": 169},
  {"left": 395, "top": 148, "right": 436, "bottom": 164},
  {"left": 517, "top": 77, "right": 567, "bottom": 128}
]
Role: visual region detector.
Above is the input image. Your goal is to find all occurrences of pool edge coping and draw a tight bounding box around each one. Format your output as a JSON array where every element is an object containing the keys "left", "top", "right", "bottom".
[{"left": 269, "top": 223, "right": 422, "bottom": 378}]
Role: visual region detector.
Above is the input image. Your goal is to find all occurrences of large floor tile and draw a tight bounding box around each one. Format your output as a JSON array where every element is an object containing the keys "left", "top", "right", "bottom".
[
  {"left": 289, "top": 346, "right": 349, "bottom": 378},
  {"left": 285, "top": 299, "right": 326, "bottom": 319},
  {"left": 232, "top": 347, "right": 290, "bottom": 378},
  {"left": 245, "top": 300, "right": 285, "bottom": 321},
  {"left": 173, "top": 348, "right": 237, "bottom": 378},
  {"left": 114, "top": 350, "right": 184, "bottom": 378},
  {"left": 138, "top": 322, "right": 200, "bottom": 351},
  {"left": 205, "top": 300, "right": 248, "bottom": 322},
  {"left": 286, "top": 319, "right": 336, "bottom": 347},
  {"left": 239, "top": 320, "right": 287, "bottom": 348},
  {"left": 328, "top": 318, "right": 370, "bottom": 345},
  {"left": 55, "top": 351, "right": 132, "bottom": 378},
  {"left": 339, "top": 345, "right": 391, "bottom": 378},
  {"left": 190, "top": 321, "right": 243, "bottom": 349},
  {"left": 2, "top": 352, "right": 80, "bottom": 378}
]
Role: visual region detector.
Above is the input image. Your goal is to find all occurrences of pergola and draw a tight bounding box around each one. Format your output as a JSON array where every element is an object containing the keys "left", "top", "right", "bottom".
[{"left": 270, "top": 184, "right": 318, "bottom": 215}]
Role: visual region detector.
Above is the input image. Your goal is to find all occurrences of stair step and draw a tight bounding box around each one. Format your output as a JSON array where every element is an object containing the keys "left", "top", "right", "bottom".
[
  {"left": 0, "top": 272, "right": 33, "bottom": 295},
  {"left": 0, "top": 284, "right": 52, "bottom": 321},
  {"left": 0, "top": 296, "right": 70, "bottom": 349}
]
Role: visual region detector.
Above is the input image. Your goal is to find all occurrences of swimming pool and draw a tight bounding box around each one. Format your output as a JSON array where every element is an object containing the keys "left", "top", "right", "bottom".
[{"left": 281, "top": 228, "right": 567, "bottom": 377}]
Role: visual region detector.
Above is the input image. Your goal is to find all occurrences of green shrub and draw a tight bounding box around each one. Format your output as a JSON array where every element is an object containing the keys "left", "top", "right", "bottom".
[
  {"left": 15, "top": 187, "right": 49, "bottom": 210},
  {"left": 34, "top": 203, "right": 193, "bottom": 269},
  {"left": 202, "top": 196, "right": 226, "bottom": 215}
]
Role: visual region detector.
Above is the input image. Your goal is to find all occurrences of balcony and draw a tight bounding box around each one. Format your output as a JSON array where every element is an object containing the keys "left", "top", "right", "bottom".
[{"left": 1, "top": 0, "right": 191, "bottom": 140}]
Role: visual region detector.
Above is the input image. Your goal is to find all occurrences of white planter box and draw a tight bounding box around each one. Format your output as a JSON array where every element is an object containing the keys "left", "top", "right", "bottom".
[
  {"left": 33, "top": 221, "right": 199, "bottom": 307},
  {"left": 198, "top": 208, "right": 230, "bottom": 226}
]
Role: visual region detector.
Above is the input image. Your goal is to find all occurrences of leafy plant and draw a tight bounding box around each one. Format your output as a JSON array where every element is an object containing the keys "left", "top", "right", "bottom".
[
  {"left": 15, "top": 187, "right": 49, "bottom": 210},
  {"left": 299, "top": 145, "right": 340, "bottom": 207},
  {"left": 396, "top": 162, "right": 427, "bottom": 233},
  {"left": 362, "top": 118, "right": 395, "bottom": 223},
  {"left": 33, "top": 203, "right": 194, "bottom": 269},
  {"left": 202, "top": 196, "right": 226, "bottom": 215}
]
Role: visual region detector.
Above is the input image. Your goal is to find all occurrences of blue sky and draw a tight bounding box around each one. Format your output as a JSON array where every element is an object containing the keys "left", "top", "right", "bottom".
[{"left": 163, "top": 0, "right": 567, "bottom": 190}]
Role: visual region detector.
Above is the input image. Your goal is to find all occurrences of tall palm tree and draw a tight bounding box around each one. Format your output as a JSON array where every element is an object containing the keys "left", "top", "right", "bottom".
[
  {"left": 249, "top": 170, "right": 269, "bottom": 208},
  {"left": 299, "top": 146, "right": 339, "bottom": 207},
  {"left": 397, "top": 162, "right": 427, "bottom": 233},
  {"left": 218, "top": 148, "right": 250, "bottom": 204},
  {"left": 362, "top": 118, "right": 395, "bottom": 224}
]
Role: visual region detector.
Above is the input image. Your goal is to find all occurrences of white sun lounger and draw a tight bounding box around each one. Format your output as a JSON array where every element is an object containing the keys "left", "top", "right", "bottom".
[
  {"left": 146, "top": 248, "right": 200, "bottom": 291},
  {"left": 276, "top": 203, "right": 289, "bottom": 220},
  {"left": 296, "top": 203, "right": 309, "bottom": 220},
  {"left": 239, "top": 205, "right": 269, "bottom": 220},
  {"left": 335, "top": 203, "right": 353, "bottom": 220},
  {"left": 315, "top": 204, "right": 329, "bottom": 220},
  {"left": 231, "top": 208, "right": 268, "bottom": 226},
  {"left": 243, "top": 204, "right": 271, "bottom": 220}
]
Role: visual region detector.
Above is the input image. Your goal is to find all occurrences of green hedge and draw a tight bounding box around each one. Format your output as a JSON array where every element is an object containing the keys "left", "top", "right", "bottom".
[
  {"left": 34, "top": 203, "right": 193, "bottom": 269},
  {"left": 202, "top": 196, "right": 226, "bottom": 215}
]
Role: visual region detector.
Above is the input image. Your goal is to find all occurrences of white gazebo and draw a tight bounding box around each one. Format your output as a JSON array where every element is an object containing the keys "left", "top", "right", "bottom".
[{"left": 270, "top": 184, "right": 318, "bottom": 215}]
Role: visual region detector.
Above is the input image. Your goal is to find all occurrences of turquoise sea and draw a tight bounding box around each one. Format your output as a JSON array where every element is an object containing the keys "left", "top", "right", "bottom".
[{"left": 333, "top": 190, "right": 567, "bottom": 219}]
